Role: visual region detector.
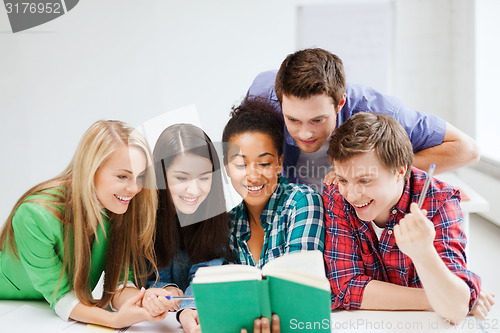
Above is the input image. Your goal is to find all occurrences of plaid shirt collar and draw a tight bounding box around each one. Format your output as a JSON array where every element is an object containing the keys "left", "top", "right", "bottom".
[{"left": 236, "top": 176, "right": 289, "bottom": 237}]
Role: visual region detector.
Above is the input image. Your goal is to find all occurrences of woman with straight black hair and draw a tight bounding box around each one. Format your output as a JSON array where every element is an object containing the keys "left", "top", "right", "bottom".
[{"left": 142, "top": 123, "right": 232, "bottom": 333}]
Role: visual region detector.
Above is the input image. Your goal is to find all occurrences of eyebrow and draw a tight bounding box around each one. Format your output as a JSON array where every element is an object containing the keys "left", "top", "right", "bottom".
[
  {"left": 118, "top": 169, "right": 148, "bottom": 176},
  {"left": 335, "top": 173, "right": 376, "bottom": 179},
  {"left": 171, "top": 170, "right": 212, "bottom": 175},
  {"left": 230, "top": 152, "right": 275, "bottom": 159},
  {"left": 286, "top": 114, "right": 328, "bottom": 120}
]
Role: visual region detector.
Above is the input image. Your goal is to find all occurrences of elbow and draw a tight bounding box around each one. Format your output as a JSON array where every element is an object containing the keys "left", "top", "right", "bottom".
[
  {"left": 438, "top": 296, "right": 470, "bottom": 324},
  {"left": 466, "top": 141, "right": 481, "bottom": 165},
  {"left": 441, "top": 306, "right": 469, "bottom": 325},
  {"left": 460, "top": 137, "right": 481, "bottom": 166}
]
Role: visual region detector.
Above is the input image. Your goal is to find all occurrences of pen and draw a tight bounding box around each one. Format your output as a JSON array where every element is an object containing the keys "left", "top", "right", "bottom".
[
  {"left": 417, "top": 163, "right": 436, "bottom": 209},
  {"left": 165, "top": 295, "right": 195, "bottom": 300}
]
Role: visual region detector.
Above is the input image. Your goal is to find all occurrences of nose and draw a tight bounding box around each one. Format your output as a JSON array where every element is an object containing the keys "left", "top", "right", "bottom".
[
  {"left": 126, "top": 179, "right": 140, "bottom": 194},
  {"left": 185, "top": 179, "right": 201, "bottom": 196},
  {"left": 246, "top": 163, "right": 260, "bottom": 182},
  {"left": 341, "top": 183, "right": 363, "bottom": 202},
  {"left": 298, "top": 124, "right": 313, "bottom": 140}
]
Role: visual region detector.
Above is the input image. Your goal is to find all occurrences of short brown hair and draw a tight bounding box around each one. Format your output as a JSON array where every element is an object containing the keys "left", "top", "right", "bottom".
[
  {"left": 275, "top": 48, "right": 346, "bottom": 109},
  {"left": 328, "top": 112, "right": 414, "bottom": 181}
]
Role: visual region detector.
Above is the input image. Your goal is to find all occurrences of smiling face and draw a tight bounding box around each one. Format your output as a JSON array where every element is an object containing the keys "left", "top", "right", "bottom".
[
  {"left": 333, "top": 150, "right": 407, "bottom": 226},
  {"left": 166, "top": 153, "right": 213, "bottom": 215},
  {"left": 281, "top": 93, "right": 343, "bottom": 153},
  {"left": 94, "top": 145, "right": 147, "bottom": 215},
  {"left": 226, "top": 132, "right": 283, "bottom": 210}
]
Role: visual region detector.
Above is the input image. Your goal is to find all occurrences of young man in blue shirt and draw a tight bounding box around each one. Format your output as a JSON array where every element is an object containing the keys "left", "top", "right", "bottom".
[{"left": 247, "top": 48, "right": 479, "bottom": 191}]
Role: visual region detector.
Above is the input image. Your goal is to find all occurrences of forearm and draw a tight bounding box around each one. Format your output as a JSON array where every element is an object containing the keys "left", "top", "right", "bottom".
[
  {"left": 360, "top": 280, "right": 431, "bottom": 310},
  {"left": 413, "top": 249, "right": 470, "bottom": 322},
  {"left": 413, "top": 145, "right": 466, "bottom": 174},
  {"left": 413, "top": 122, "right": 480, "bottom": 174},
  {"left": 111, "top": 286, "right": 141, "bottom": 309},
  {"left": 69, "top": 303, "right": 119, "bottom": 328}
]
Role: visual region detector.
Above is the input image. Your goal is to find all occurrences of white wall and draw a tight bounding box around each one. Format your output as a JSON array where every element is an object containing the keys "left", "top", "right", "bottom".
[
  {"left": 457, "top": 0, "right": 500, "bottom": 226},
  {"left": 475, "top": 0, "right": 500, "bottom": 160},
  {"left": 0, "top": 0, "right": 296, "bottom": 222}
]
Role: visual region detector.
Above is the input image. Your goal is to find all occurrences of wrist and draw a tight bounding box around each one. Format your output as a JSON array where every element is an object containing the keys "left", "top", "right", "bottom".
[
  {"left": 160, "top": 283, "right": 179, "bottom": 290},
  {"left": 108, "top": 312, "right": 120, "bottom": 329},
  {"left": 411, "top": 244, "right": 439, "bottom": 268},
  {"left": 177, "top": 308, "right": 195, "bottom": 323}
]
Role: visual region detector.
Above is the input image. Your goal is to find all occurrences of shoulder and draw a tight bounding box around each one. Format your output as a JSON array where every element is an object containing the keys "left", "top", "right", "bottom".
[
  {"left": 228, "top": 202, "right": 246, "bottom": 227},
  {"left": 247, "top": 70, "right": 279, "bottom": 100},
  {"left": 228, "top": 201, "right": 244, "bottom": 217},
  {"left": 409, "top": 167, "right": 461, "bottom": 226},
  {"left": 411, "top": 167, "right": 459, "bottom": 202},
  {"left": 278, "top": 180, "right": 323, "bottom": 207},
  {"left": 323, "top": 183, "right": 344, "bottom": 205},
  {"left": 12, "top": 189, "right": 66, "bottom": 232},
  {"left": 343, "top": 83, "right": 403, "bottom": 117},
  {"left": 323, "top": 184, "right": 349, "bottom": 213}
]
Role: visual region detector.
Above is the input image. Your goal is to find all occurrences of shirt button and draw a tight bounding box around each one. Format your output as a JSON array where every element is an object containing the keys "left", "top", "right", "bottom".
[
  {"left": 388, "top": 230, "right": 393, "bottom": 235},
  {"left": 392, "top": 209, "right": 397, "bottom": 215}
]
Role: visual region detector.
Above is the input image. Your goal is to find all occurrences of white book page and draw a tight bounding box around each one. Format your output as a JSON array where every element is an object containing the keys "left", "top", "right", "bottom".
[
  {"left": 263, "top": 268, "right": 330, "bottom": 291},
  {"left": 261, "top": 250, "right": 326, "bottom": 278},
  {"left": 193, "top": 264, "right": 262, "bottom": 284}
]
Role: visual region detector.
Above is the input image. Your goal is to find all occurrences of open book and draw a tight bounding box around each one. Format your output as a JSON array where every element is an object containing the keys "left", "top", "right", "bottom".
[{"left": 192, "top": 250, "right": 331, "bottom": 333}]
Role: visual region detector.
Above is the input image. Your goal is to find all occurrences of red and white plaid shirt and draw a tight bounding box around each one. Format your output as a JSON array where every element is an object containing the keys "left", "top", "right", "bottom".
[{"left": 323, "top": 167, "right": 481, "bottom": 311}]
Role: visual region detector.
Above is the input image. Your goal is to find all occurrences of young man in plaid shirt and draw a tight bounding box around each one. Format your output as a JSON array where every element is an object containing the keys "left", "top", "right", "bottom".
[{"left": 323, "top": 112, "right": 494, "bottom": 322}]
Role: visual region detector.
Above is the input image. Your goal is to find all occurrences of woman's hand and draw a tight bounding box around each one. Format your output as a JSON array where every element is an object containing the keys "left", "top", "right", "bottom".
[
  {"left": 179, "top": 308, "right": 201, "bottom": 333},
  {"left": 111, "top": 287, "right": 166, "bottom": 328},
  {"left": 164, "top": 286, "right": 183, "bottom": 311},
  {"left": 241, "top": 314, "right": 280, "bottom": 333},
  {"left": 142, "top": 286, "right": 183, "bottom": 316}
]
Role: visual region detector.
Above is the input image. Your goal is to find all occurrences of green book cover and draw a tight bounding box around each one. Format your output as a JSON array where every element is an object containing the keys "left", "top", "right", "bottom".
[
  {"left": 192, "top": 250, "right": 330, "bottom": 333},
  {"left": 267, "top": 275, "right": 331, "bottom": 332}
]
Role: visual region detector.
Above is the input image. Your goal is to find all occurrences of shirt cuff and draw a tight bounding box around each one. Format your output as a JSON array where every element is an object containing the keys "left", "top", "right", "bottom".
[
  {"left": 153, "top": 282, "right": 179, "bottom": 290},
  {"left": 54, "top": 290, "right": 80, "bottom": 321},
  {"left": 116, "top": 281, "right": 137, "bottom": 290}
]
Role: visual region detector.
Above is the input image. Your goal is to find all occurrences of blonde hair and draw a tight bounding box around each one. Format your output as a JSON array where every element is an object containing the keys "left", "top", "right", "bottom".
[{"left": 0, "top": 120, "right": 158, "bottom": 308}]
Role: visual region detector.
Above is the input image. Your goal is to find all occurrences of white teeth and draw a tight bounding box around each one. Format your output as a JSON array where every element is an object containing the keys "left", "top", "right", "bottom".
[
  {"left": 182, "top": 197, "right": 197, "bottom": 203},
  {"left": 353, "top": 201, "right": 371, "bottom": 208},
  {"left": 116, "top": 195, "right": 131, "bottom": 201},
  {"left": 247, "top": 185, "right": 264, "bottom": 191}
]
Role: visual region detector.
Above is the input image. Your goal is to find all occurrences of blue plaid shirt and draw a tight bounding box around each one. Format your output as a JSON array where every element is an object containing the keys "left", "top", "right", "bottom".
[{"left": 229, "top": 177, "right": 325, "bottom": 268}]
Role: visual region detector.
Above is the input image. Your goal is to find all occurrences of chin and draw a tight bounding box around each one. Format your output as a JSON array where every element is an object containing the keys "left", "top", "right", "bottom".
[
  {"left": 109, "top": 207, "right": 128, "bottom": 215},
  {"left": 298, "top": 143, "right": 322, "bottom": 153},
  {"left": 177, "top": 206, "right": 200, "bottom": 215}
]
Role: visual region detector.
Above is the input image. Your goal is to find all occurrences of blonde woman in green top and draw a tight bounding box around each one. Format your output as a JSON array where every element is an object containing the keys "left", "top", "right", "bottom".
[{"left": 0, "top": 120, "right": 163, "bottom": 328}]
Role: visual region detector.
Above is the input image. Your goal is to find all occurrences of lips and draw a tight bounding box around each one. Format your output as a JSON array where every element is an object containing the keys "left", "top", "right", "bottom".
[
  {"left": 115, "top": 195, "right": 132, "bottom": 205},
  {"left": 180, "top": 196, "right": 199, "bottom": 205},
  {"left": 245, "top": 184, "right": 265, "bottom": 194},
  {"left": 352, "top": 199, "right": 373, "bottom": 209},
  {"left": 299, "top": 139, "right": 317, "bottom": 145}
]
